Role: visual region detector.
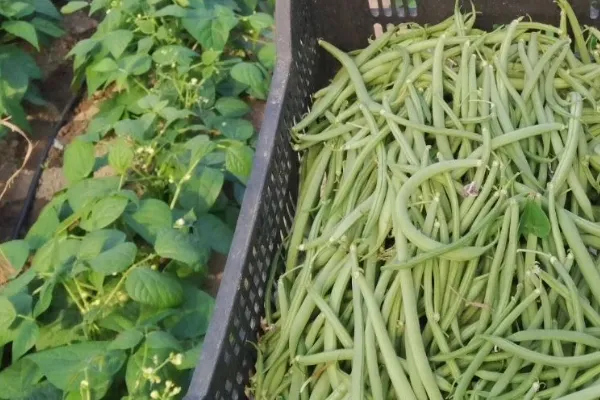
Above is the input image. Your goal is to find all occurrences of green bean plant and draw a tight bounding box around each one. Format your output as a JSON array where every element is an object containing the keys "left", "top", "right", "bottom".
[
  {"left": 0, "top": 0, "right": 275, "bottom": 398},
  {"left": 0, "top": 0, "right": 64, "bottom": 134}
]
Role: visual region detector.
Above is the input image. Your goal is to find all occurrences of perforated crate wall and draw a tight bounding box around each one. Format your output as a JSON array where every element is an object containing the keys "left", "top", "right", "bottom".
[{"left": 185, "top": 0, "right": 600, "bottom": 399}]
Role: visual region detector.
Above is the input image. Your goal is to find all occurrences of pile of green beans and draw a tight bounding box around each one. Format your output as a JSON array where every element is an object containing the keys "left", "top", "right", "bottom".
[{"left": 250, "top": 2, "right": 600, "bottom": 399}]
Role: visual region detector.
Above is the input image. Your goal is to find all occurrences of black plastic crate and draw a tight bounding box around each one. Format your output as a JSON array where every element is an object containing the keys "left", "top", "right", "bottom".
[{"left": 185, "top": 1, "right": 600, "bottom": 399}]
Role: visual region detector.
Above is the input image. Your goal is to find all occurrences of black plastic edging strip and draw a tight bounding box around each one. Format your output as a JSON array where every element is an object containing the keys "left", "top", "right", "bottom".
[{"left": 11, "top": 87, "right": 85, "bottom": 240}]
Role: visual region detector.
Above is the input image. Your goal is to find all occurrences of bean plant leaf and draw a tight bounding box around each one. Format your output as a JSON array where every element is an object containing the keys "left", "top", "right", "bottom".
[
  {"left": 1, "top": 2, "right": 35, "bottom": 18},
  {"left": 89, "top": 242, "right": 137, "bottom": 275},
  {"left": 25, "top": 206, "right": 60, "bottom": 249},
  {"left": 17, "top": 381, "right": 61, "bottom": 400},
  {"left": 64, "top": 139, "right": 95, "bottom": 184},
  {"left": 2, "top": 21, "right": 39, "bottom": 50},
  {"left": 152, "top": 45, "right": 197, "bottom": 66},
  {"left": 30, "top": 18, "right": 65, "bottom": 38},
  {"left": 108, "top": 329, "right": 144, "bottom": 350},
  {"left": 66, "top": 176, "right": 120, "bottom": 211},
  {"left": 92, "top": 57, "right": 118, "bottom": 73},
  {"left": 103, "top": 29, "right": 134, "bottom": 59},
  {"left": 184, "top": 135, "right": 217, "bottom": 165},
  {"left": 0, "top": 240, "right": 30, "bottom": 277},
  {"left": 123, "top": 199, "right": 172, "bottom": 244},
  {"left": 29, "top": 342, "right": 126, "bottom": 391},
  {"left": 12, "top": 320, "right": 39, "bottom": 361},
  {"left": 0, "top": 358, "right": 43, "bottom": 399},
  {"left": 246, "top": 12, "right": 274, "bottom": 32},
  {"left": 32, "top": 280, "right": 55, "bottom": 317},
  {"left": 226, "top": 143, "right": 254, "bottom": 184},
  {"left": 108, "top": 138, "right": 134, "bottom": 174},
  {"left": 60, "top": 1, "right": 89, "bottom": 14},
  {"left": 214, "top": 97, "right": 250, "bottom": 117},
  {"left": 146, "top": 330, "right": 182, "bottom": 351},
  {"left": 178, "top": 167, "right": 224, "bottom": 214},
  {"left": 155, "top": 228, "right": 209, "bottom": 267},
  {"left": 520, "top": 199, "right": 551, "bottom": 238},
  {"left": 230, "top": 62, "right": 263, "bottom": 89},
  {"left": 215, "top": 117, "right": 254, "bottom": 140},
  {"left": 195, "top": 214, "right": 234, "bottom": 255},
  {"left": 183, "top": 5, "right": 238, "bottom": 51},
  {"left": 166, "top": 285, "right": 214, "bottom": 339},
  {"left": 113, "top": 114, "right": 154, "bottom": 140},
  {"left": 153, "top": 4, "right": 187, "bottom": 17},
  {"left": 126, "top": 268, "right": 183, "bottom": 308},
  {"left": 258, "top": 43, "right": 276, "bottom": 69},
  {"left": 78, "top": 229, "right": 126, "bottom": 260},
  {"left": 0, "top": 296, "right": 17, "bottom": 330},
  {"left": 80, "top": 195, "right": 129, "bottom": 231}
]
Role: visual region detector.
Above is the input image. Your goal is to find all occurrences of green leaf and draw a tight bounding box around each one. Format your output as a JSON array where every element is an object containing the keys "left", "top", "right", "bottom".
[
  {"left": 226, "top": 143, "right": 254, "bottom": 184},
  {"left": 108, "top": 329, "right": 144, "bottom": 350},
  {"left": 520, "top": 198, "right": 551, "bottom": 238},
  {"left": 184, "top": 135, "right": 217, "bottom": 165},
  {"left": 0, "top": 240, "right": 30, "bottom": 277},
  {"left": 67, "top": 38, "right": 98, "bottom": 60},
  {"left": 2, "top": 21, "right": 39, "bottom": 50},
  {"left": 166, "top": 285, "right": 214, "bottom": 339},
  {"left": 177, "top": 341, "right": 204, "bottom": 369},
  {"left": 119, "top": 54, "right": 152, "bottom": 75},
  {"left": 30, "top": 17, "right": 65, "bottom": 38},
  {"left": 103, "top": 29, "right": 134, "bottom": 58},
  {"left": 61, "top": 1, "right": 89, "bottom": 14},
  {"left": 195, "top": 214, "right": 233, "bottom": 255},
  {"left": 215, "top": 97, "right": 250, "bottom": 117},
  {"left": 63, "top": 139, "right": 95, "bottom": 184},
  {"left": 80, "top": 195, "right": 129, "bottom": 231},
  {"left": 159, "top": 107, "right": 194, "bottom": 125},
  {"left": 29, "top": 342, "right": 125, "bottom": 391},
  {"left": 33, "top": 280, "right": 55, "bottom": 317},
  {"left": 12, "top": 320, "right": 39, "bottom": 361},
  {"left": 137, "top": 94, "right": 167, "bottom": 111},
  {"left": 201, "top": 49, "right": 221, "bottom": 65},
  {"left": 230, "top": 62, "right": 264, "bottom": 88},
  {"left": 89, "top": 0, "right": 109, "bottom": 15},
  {"left": 152, "top": 45, "right": 198, "bottom": 66},
  {"left": 0, "top": 270, "right": 35, "bottom": 298},
  {"left": 1, "top": 2, "right": 35, "bottom": 18},
  {"left": 215, "top": 117, "right": 254, "bottom": 140},
  {"left": 30, "top": 0, "right": 62, "bottom": 19},
  {"left": 123, "top": 199, "right": 172, "bottom": 244},
  {"left": 178, "top": 167, "right": 224, "bottom": 214},
  {"left": 125, "top": 268, "right": 183, "bottom": 308},
  {"left": 153, "top": 4, "right": 187, "bottom": 17},
  {"left": 146, "top": 330, "right": 182, "bottom": 351},
  {"left": 108, "top": 138, "right": 134, "bottom": 174},
  {"left": 183, "top": 5, "right": 238, "bottom": 51},
  {"left": 19, "top": 382, "right": 61, "bottom": 400},
  {"left": 258, "top": 43, "right": 276, "bottom": 69},
  {"left": 113, "top": 114, "right": 154, "bottom": 140},
  {"left": 78, "top": 229, "right": 126, "bottom": 260},
  {"left": 67, "top": 176, "right": 120, "bottom": 211},
  {"left": 0, "top": 358, "right": 43, "bottom": 400},
  {"left": 137, "top": 36, "right": 154, "bottom": 54},
  {"left": 155, "top": 228, "right": 209, "bottom": 266},
  {"left": 89, "top": 242, "right": 137, "bottom": 275},
  {"left": 246, "top": 12, "right": 274, "bottom": 32},
  {"left": 0, "top": 296, "right": 17, "bottom": 330},
  {"left": 92, "top": 57, "right": 118, "bottom": 72}
]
